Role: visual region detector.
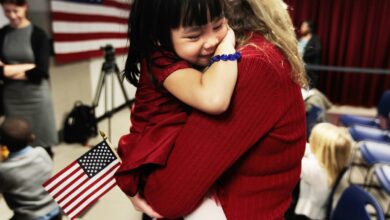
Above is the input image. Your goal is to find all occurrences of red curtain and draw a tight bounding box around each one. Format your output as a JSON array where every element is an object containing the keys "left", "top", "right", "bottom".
[{"left": 284, "top": 0, "right": 390, "bottom": 107}]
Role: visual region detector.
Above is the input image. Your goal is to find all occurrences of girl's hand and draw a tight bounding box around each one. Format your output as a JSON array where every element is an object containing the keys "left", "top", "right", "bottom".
[
  {"left": 218, "top": 25, "right": 236, "bottom": 49},
  {"left": 128, "top": 193, "right": 163, "bottom": 218},
  {"left": 214, "top": 25, "right": 236, "bottom": 56}
]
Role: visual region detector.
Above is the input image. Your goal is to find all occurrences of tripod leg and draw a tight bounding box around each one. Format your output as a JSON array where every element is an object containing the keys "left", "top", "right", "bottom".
[
  {"left": 115, "top": 65, "right": 131, "bottom": 106},
  {"left": 92, "top": 66, "right": 107, "bottom": 108}
]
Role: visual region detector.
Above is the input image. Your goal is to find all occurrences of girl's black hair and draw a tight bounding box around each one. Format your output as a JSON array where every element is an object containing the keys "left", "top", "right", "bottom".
[
  {"left": 0, "top": 0, "right": 26, "bottom": 6},
  {"left": 124, "top": 0, "right": 225, "bottom": 86}
]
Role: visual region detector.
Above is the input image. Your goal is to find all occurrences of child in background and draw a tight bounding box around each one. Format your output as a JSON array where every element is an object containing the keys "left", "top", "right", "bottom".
[
  {"left": 295, "top": 123, "right": 353, "bottom": 220},
  {"left": 114, "top": 0, "right": 238, "bottom": 218},
  {"left": 0, "top": 117, "right": 60, "bottom": 220}
]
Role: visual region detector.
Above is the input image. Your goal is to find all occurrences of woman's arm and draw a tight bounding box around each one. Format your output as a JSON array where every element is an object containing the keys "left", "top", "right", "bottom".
[
  {"left": 163, "top": 28, "right": 238, "bottom": 115},
  {"left": 24, "top": 27, "right": 50, "bottom": 82},
  {"left": 142, "top": 56, "right": 288, "bottom": 218},
  {"left": 0, "top": 63, "right": 35, "bottom": 80}
]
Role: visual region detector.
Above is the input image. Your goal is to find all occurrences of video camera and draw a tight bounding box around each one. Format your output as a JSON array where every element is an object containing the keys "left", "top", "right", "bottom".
[
  {"left": 100, "top": 44, "right": 116, "bottom": 71},
  {"left": 100, "top": 44, "right": 116, "bottom": 64}
]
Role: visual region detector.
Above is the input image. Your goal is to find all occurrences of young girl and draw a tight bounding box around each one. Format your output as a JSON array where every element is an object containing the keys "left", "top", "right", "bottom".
[
  {"left": 114, "top": 0, "right": 238, "bottom": 218},
  {"left": 295, "top": 123, "right": 353, "bottom": 220}
]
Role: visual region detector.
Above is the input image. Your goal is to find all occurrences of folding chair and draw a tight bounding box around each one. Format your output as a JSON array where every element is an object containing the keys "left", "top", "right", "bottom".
[
  {"left": 349, "top": 125, "right": 390, "bottom": 143},
  {"left": 340, "top": 90, "right": 390, "bottom": 129},
  {"left": 330, "top": 185, "right": 385, "bottom": 220},
  {"left": 348, "top": 141, "right": 390, "bottom": 185}
]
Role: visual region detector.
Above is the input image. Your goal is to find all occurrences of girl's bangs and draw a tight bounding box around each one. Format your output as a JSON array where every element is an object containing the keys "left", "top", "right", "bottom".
[{"left": 177, "top": 0, "right": 224, "bottom": 27}]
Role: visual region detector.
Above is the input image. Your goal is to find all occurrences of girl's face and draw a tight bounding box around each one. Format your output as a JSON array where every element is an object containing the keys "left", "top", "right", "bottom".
[
  {"left": 2, "top": 3, "right": 28, "bottom": 28},
  {"left": 171, "top": 17, "right": 228, "bottom": 67}
]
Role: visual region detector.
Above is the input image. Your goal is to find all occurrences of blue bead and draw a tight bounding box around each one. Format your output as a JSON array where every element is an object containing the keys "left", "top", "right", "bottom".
[{"left": 221, "top": 54, "right": 228, "bottom": 61}]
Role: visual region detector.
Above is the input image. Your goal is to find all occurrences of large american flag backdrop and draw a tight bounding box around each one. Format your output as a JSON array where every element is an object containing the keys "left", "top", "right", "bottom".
[
  {"left": 50, "top": 0, "right": 131, "bottom": 63},
  {"left": 43, "top": 140, "right": 121, "bottom": 220}
]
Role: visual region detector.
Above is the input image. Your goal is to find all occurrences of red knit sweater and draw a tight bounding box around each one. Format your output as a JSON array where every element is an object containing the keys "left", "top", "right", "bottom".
[{"left": 142, "top": 33, "right": 306, "bottom": 220}]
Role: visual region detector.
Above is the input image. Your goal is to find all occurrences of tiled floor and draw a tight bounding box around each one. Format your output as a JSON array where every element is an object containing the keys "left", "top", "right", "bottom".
[{"left": 0, "top": 105, "right": 382, "bottom": 219}]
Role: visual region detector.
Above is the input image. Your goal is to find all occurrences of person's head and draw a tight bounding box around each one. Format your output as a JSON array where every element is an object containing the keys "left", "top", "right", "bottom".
[
  {"left": 0, "top": 0, "right": 28, "bottom": 28},
  {"left": 223, "top": 0, "right": 307, "bottom": 87},
  {"left": 0, "top": 117, "right": 34, "bottom": 153},
  {"left": 124, "top": 0, "right": 227, "bottom": 86},
  {"left": 300, "top": 20, "right": 316, "bottom": 36},
  {"left": 309, "top": 123, "right": 353, "bottom": 186}
]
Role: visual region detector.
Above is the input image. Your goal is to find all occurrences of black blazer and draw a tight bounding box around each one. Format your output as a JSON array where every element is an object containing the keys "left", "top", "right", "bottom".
[{"left": 0, "top": 24, "right": 50, "bottom": 83}]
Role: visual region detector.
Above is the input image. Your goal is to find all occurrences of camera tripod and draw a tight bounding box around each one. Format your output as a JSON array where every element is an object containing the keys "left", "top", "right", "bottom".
[{"left": 92, "top": 46, "right": 131, "bottom": 141}]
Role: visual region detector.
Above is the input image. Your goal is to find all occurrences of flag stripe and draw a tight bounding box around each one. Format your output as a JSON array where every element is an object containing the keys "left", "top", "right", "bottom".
[
  {"left": 67, "top": 177, "right": 116, "bottom": 218},
  {"left": 51, "top": 0, "right": 130, "bottom": 63},
  {"left": 57, "top": 175, "right": 89, "bottom": 204},
  {"left": 60, "top": 162, "right": 120, "bottom": 209},
  {"left": 52, "top": 12, "right": 128, "bottom": 24},
  {"left": 46, "top": 166, "right": 82, "bottom": 194},
  {"left": 104, "top": 0, "right": 131, "bottom": 9},
  {"left": 69, "top": 179, "right": 117, "bottom": 219},
  {"left": 52, "top": 171, "right": 86, "bottom": 199},
  {"left": 51, "top": 1, "right": 129, "bottom": 17},
  {"left": 54, "top": 38, "right": 128, "bottom": 54},
  {"left": 53, "top": 33, "right": 127, "bottom": 42},
  {"left": 55, "top": 47, "right": 128, "bottom": 64},
  {"left": 53, "top": 21, "right": 127, "bottom": 34},
  {"left": 50, "top": 168, "right": 84, "bottom": 197},
  {"left": 43, "top": 162, "right": 78, "bottom": 189}
]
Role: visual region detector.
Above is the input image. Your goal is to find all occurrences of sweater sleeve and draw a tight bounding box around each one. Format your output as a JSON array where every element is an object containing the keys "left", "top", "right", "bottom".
[
  {"left": 25, "top": 27, "right": 50, "bottom": 83},
  {"left": 143, "top": 55, "right": 285, "bottom": 218}
]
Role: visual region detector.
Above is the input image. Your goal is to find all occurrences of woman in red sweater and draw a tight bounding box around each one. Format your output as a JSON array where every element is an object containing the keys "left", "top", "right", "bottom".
[{"left": 129, "top": 0, "right": 308, "bottom": 219}]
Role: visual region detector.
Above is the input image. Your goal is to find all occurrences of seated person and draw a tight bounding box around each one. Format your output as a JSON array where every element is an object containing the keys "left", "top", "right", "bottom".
[
  {"left": 295, "top": 123, "right": 353, "bottom": 220},
  {"left": 0, "top": 117, "right": 61, "bottom": 220}
]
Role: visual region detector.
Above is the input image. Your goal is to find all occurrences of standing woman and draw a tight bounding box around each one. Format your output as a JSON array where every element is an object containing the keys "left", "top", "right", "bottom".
[{"left": 0, "top": 0, "right": 57, "bottom": 156}]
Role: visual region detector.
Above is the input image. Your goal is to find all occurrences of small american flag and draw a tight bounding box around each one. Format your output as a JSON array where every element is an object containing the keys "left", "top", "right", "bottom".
[
  {"left": 43, "top": 140, "right": 121, "bottom": 220},
  {"left": 51, "top": 0, "right": 131, "bottom": 63}
]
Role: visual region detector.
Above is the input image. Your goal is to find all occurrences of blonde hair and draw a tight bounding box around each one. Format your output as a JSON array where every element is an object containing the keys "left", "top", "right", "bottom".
[
  {"left": 309, "top": 123, "right": 353, "bottom": 186},
  {"left": 224, "top": 0, "right": 307, "bottom": 87}
]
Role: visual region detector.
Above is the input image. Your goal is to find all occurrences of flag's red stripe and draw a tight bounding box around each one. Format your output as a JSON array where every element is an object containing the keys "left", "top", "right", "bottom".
[
  {"left": 47, "top": 167, "right": 82, "bottom": 193},
  {"left": 52, "top": 171, "right": 86, "bottom": 199},
  {"left": 56, "top": 174, "right": 90, "bottom": 204},
  {"left": 55, "top": 47, "right": 128, "bottom": 64},
  {"left": 53, "top": 33, "right": 127, "bottom": 42},
  {"left": 61, "top": 163, "right": 121, "bottom": 210},
  {"left": 104, "top": 0, "right": 131, "bottom": 10},
  {"left": 43, "top": 161, "right": 78, "bottom": 187},
  {"left": 71, "top": 180, "right": 117, "bottom": 219},
  {"left": 52, "top": 12, "right": 128, "bottom": 24},
  {"left": 66, "top": 176, "right": 116, "bottom": 218}
]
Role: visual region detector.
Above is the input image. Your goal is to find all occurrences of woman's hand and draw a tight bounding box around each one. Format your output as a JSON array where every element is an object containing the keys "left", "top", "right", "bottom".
[
  {"left": 10, "top": 72, "right": 27, "bottom": 80},
  {"left": 3, "top": 63, "right": 35, "bottom": 79},
  {"left": 128, "top": 193, "right": 163, "bottom": 218}
]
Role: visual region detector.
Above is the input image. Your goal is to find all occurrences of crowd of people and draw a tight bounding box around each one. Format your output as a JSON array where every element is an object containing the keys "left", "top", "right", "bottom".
[{"left": 0, "top": 0, "right": 384, "bottom": 220}]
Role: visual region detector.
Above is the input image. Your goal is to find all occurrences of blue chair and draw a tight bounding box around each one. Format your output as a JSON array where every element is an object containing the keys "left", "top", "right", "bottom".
[
  {"left": 306, "top": 104, "right": 324, "bottom": 140},
  {"left": 374, "top": 166, "right": 390, "bottom": 217},
  {"left": 349, "top": 125, "right": 390, "bottom": 143},
  {"left": 330, "top": 185, "right": 385, "bottom": 220},
  {"left": 348, "top": 141, "right": 390, "bottom": 185},
  {"left": 340, "top": 90, "right": 390, "bottom": 128}
]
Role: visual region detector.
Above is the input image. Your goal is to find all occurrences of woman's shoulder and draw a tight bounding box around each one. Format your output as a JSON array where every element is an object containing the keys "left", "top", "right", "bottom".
[
  {"left": 0, "top": 25, "right": 11, "bottom": 36},
  {"left": 31, "top": 25, "right": 48, "bottom": 37},
  {"left": 239, "top": 33, "right": 282, "bottom": 60}
]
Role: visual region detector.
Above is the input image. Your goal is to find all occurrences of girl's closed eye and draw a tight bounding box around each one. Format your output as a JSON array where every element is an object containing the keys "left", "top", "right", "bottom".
[
  {"left": 213, "top": 23, "right": 223, "bottom": 31},
  {"left": 185, "top": 33, "right": 201, "bottom": 41}
]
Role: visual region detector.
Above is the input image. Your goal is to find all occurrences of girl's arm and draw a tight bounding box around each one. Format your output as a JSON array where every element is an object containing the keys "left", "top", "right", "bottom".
[{"left": 163, "top": 27, "right": 237, "bottom": 115}]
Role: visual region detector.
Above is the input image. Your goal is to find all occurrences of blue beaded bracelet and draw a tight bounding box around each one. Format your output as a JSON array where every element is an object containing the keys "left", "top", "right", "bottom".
[{"left": 208, "top": 51, "right": 241, "bottom": 66}]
